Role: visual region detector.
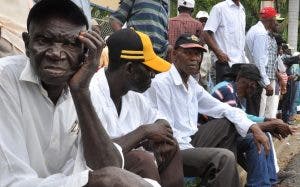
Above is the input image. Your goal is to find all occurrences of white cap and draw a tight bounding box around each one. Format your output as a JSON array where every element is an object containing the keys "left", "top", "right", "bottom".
[
  {"left": 178, "top": 0, "right": 195, "bottom": 9},
  {"left": 196, "top": 11, "right": 209, "bottom": 19}
]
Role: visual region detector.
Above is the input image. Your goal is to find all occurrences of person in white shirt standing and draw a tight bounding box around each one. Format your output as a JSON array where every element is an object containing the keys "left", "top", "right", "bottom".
[
  {"left": 203, "top": 0, "right": 247, "bottom": 84},
  {"left": 145, "top": 34, "right": 271, "bottom": 187},
  {"left": 0, "top": 0, "right": 155, "bottom": 186},
  {"left": 245, "top": 7, "right": 279, "bottom": 119},
  {"left": 90, "top": 28, "right": 184, "bottom": 187}
]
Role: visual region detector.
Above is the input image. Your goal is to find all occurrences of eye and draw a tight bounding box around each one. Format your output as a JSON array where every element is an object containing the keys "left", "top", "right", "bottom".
[
  {"left": 36, "top": 36, "right": 51, "bottom": 45},
  {"left": 63, "top": 39, "right": 81, "bottom": 49}
]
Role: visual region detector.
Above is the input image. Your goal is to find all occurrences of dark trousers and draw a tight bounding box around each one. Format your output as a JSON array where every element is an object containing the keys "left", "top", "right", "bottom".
[
  {"left": 215, "top": 61, "right": 231, "bottom": 84},
  {"left": 124, "top": 146, "right": 184, "bottom": 187},
  {"left": 181, "top": 118, "right": 240, "bottom": 187}
]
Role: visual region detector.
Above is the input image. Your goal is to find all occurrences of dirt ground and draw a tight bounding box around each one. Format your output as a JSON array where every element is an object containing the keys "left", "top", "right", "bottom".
[{"left": 277, "top": 116, "right": 300, "bottom": 187}]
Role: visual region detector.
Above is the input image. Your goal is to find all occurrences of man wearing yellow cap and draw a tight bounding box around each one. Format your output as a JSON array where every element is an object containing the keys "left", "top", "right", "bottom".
[{"left": 90, "top": 28, "right": 183, "bottom": 187}]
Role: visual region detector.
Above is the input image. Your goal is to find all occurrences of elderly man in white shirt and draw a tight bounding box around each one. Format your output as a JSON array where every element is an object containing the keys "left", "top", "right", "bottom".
[
  {"left": 90, "top": 28, "right": 184, "bottom": 187},
  {"left": 203, "top": 0, "right": 247, "bottom": 83},
  {"left": 145, "top": 34, "right": 271, "bottom": 187},
  {"left": 0, "top": 0, "right": 155, "bottom": 187}
]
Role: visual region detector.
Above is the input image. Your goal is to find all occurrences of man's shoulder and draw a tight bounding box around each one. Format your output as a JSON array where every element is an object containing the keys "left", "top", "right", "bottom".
[{"left": 0, "top": 55, "right": 27, "bottom": 81}]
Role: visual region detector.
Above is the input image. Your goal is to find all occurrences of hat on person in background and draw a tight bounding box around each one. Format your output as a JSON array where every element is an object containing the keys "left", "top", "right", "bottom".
[
  {"left": 107, "top": 28, "right": 171, "bottom": 73},
  {"left": 196, "top": 11, "right": 209, "bottom": 19},
  {"left": 178, "top": 0, "right": 195, "bottom": 9},
  {"left": 259, "top": 6, "right": 277, "bottom": 19},
  {"left": 174, "top": 34, "right": 207, "bottom": 52}
]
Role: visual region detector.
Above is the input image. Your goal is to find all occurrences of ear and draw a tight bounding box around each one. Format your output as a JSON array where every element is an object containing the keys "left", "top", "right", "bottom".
[
  {"left": 22, "top": 32, "right": 30, "bottom": 57},
  {"left": 124, "top": 61, "right": 134, "bottom": 75}
]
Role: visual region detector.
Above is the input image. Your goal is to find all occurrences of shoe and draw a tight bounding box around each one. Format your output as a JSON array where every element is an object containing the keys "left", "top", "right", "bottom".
[{"left": 277, "top": 170, "right": 296, "bottom": 183}]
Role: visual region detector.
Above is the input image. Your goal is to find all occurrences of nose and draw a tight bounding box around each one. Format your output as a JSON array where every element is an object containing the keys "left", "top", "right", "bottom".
[{"left": 45, "top": 43, "right": 67, "bottom": 60}]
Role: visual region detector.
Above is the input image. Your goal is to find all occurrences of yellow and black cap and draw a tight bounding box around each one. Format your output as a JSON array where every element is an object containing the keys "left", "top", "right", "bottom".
[
  {"left": 107, "top": 28, "right": 171, "bottom": 73},
  {"left": 174, "top": 34, "right": 207, "bottom": 52}
]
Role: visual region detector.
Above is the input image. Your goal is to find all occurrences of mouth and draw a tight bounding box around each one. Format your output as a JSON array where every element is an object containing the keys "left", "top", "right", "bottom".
[{"left": 43, "top": 66, "right": 67, "bottom": 76}]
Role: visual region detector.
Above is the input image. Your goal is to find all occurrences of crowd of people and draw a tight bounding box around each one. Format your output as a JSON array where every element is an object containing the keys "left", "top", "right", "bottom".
[{"left": 0, "top": 0, "right": 299, "bottom": 187}]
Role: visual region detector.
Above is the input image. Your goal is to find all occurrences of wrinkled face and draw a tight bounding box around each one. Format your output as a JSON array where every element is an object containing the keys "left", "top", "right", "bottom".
[
  {"left": 128, "top": 62, "right": 156, "bottom": 93},
  {"left": 23, "top": 17, "right": 86, "bottom": 86},
  {"left": 173, "top": 47, "right": 203, "bottom": 76},
  {"left": 236, "top": 76, "right": 257, "bottom": 98}
]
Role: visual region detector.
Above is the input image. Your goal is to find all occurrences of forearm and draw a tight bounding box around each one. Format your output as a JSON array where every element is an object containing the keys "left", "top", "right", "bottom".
[
  {"left": 256, "top": 121, "right": 273, "bottom": 132},
  {"left": 71, "top": 90, "right": 122, "bottom": 169},
  {"left": 113, "top": 125, "right": 147, "bottom": 154},
  {"left": 203, "top": 31, "right": 222, "bottom": 55}
]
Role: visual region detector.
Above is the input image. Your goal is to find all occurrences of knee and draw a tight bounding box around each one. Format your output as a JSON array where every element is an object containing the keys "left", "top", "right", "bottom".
[
  {"left": 218, "top": 149, "right": 236, "bottom": 166},
  {"left": 129, "top": 150, "right": 156, "bottom": 166}
]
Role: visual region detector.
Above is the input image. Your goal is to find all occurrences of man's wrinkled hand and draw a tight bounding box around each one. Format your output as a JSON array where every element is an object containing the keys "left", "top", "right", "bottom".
[
  {"left": 216, "top": 51, "right": 230, "bottom": 63},
  {"left": 145, "top": 119, "right": 175, "bottom": 145},
  {"left": 265, "top": 84, "right": 274, "bottom": 96},
  {"left": 69, "top": 30, "right": 105, "bottom": 91},
  {"left": 250, "top": 124, "right": 270, "bottom": 155}
]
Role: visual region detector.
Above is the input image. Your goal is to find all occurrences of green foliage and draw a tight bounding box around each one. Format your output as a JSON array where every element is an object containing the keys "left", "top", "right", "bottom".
[{"left": 91, "top": 5, "right": 111, "bottom": 20}]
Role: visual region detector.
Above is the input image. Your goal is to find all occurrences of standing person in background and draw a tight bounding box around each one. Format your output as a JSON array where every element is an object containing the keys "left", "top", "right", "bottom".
[
  {"left": 109, "top": 0, "right": 169, "bottom": 59},
  {"left": 168, "top": 0, "right": 202, "bottom": 47},
  {"left": 245, "top": 7, "right": 279, "bottom": 119},
  {"left": 203, "top": 0, "right": 247, "bottom": 84},
  {"left": 196, "top": 11, "right": 215, "bottom": 91}
]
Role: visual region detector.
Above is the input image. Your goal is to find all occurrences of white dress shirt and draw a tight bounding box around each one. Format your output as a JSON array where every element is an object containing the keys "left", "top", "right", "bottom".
[
  {"left": 245, "top": 21, "right": 270, "bottom": 86},
  {"left": 0, "top": 55, "right": 123, "bottom": 187},
  {"left": 204, "top": 0, "right": 246, "bottom": 66},
  {"left": 90, "top": 68, "right": 164, "bottom": 139},
  {"left": 144, "top": 65, "right": 254, "bottom": 150}
]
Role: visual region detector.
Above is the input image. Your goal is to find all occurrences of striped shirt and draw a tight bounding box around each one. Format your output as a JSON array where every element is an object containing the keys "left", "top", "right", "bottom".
[
  {"left": 168, "top": 13, "right": 203, "bottom": 47},
  {"left": 266, "top": 34, "right": 278, "bottom": 80},
  {"left": 110, "top": 0, "right": 169, "bottom": 58},
  {"left": 211, "top": 81, "right": 265, "bottom": 122}
]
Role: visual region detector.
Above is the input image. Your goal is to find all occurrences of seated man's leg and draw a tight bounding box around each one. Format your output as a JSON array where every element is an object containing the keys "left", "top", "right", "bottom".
[
  {"left": 237, "top": 133, "right": 277, "bottom": 187},
  {"left": 124, "top": 150, "right": 160, "bottom": 182},
  {"left": 192, "top": 118, "right": 238, "bottom": 153},
  {"left": 157, "top": 143, "right": 184, "bottom": 187},
  {"left": 181, "top": 147, "right": 240, "bottom": 187},
  {"left": 88, "top": 166, "right": 153, "bottom": 187}
]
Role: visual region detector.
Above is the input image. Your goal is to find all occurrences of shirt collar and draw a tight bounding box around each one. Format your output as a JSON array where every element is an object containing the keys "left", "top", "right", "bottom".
[
  {"left": 19, "top": 57, "right": 71, "bottom": 102},
  {"left": 169, "top": 64, "right": 196, "bottom": 87},
  {"left": 226, "top": 0, "right": 244, "bottom": 10},
  {"left": 178, "top": 13, "right": 192, "bottom": 18},
  {"left": 170, "top": 64, "right": 184, "bottom": 86},
  {"left": 257, "top": 21, "right": 268, "bottom": 34},
  {"left": 97, "top": 68, "right": 115, "bottom": 107},
  {"left": 19, "top": 58, "right": 40, "bottom": 85}
]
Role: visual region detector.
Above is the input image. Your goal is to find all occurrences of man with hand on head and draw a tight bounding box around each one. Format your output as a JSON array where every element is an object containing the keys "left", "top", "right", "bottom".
[
  {"left": 0, "top": 0, "right": 154, "bottom": 186},
  {"left": 90, "top": 28, "right": 184, "bottom": 187}
]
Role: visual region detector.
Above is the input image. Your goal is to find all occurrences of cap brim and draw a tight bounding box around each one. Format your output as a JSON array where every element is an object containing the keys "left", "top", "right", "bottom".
[
  {"left": 179, "top": 43, "right": 207, "bottom": 52},
  {"left": 143, "top": 56, "right": 171, "bottom": 73}
]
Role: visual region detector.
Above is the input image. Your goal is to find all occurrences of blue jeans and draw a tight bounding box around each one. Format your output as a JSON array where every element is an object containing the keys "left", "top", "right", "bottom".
[{"left": 237, "top": 133, "right": 277, "bottom": 187}]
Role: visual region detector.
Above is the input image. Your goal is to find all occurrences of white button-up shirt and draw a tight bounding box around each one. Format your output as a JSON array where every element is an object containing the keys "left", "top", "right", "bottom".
[
  {"left": 90, "top": 68, "right": 163, "bottom": 139},
  {"left": 0, "top": 55, "right": 123, "bottom": 187},
  {"left": 144, "top": 65, "right": 254, "bottom": 150},
  {"left": 245, "top": 21, "right": 271, "bottom": 86},
  {"left": 204, "top": 0, "right": 246, "bottom": 66}
]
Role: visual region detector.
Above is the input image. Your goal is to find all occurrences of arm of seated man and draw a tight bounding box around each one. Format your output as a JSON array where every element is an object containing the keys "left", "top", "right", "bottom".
[{"left": 113, "top": 119, "right": 176, "bottom": 154}]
